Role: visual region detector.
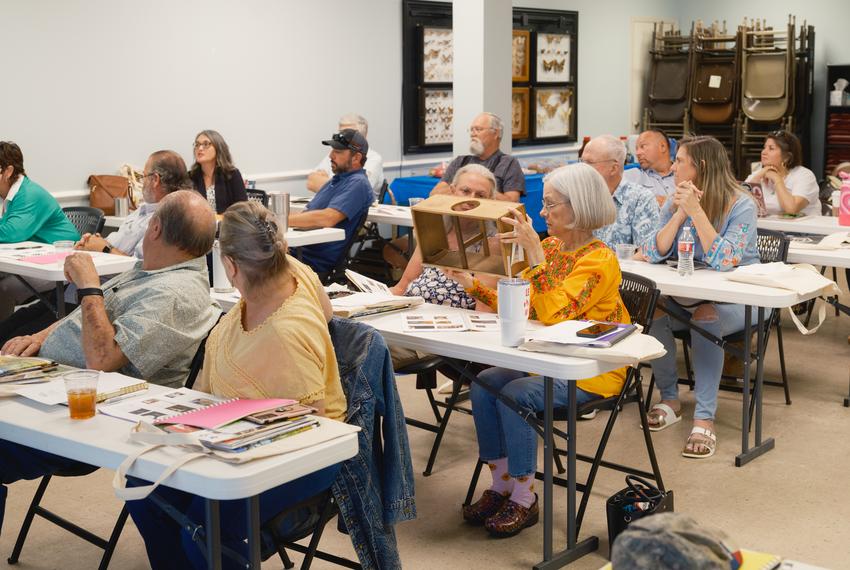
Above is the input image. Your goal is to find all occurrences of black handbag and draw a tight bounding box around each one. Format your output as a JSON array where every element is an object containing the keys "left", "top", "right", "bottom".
[{"left": 606, "top": 475, "right": 674, "bottom": 550}]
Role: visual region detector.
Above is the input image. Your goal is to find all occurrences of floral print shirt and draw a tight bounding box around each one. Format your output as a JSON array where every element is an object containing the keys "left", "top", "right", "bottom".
[
  {"left": 468, "top": 238, "right": 630, "bottom": 398},
  {"left": 593, "top": 180, "right": 661, "bottom": 250},
  {"left": 643, "top": 194, "right": 760, "bottom": 271}
]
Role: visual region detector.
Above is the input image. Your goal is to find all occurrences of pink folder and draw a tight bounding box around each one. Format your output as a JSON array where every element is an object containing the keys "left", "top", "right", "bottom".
[
  {"left": 19, "top": 252, "right": 73, "bottom": 265},
  {"left": 154, "top": 398, "right": 297, "bottom": 430}
]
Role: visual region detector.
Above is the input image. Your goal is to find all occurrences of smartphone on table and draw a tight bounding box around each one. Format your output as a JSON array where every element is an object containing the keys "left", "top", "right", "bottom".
[{"left": 576, "top": 322, "right": 619, "bottom": 338}]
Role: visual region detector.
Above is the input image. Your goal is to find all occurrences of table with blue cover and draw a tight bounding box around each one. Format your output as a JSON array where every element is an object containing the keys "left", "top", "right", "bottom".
[{"left": 388, "top": 174, "right": 547, "bottom": 232}]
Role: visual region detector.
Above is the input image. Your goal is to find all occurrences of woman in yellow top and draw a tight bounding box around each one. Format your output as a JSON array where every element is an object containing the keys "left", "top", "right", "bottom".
[
  {"left": 452, "top": 163, "right": 630, "bottom": 538},
  {"left": 128, "top": 201, "right": 347, "bottom": 570}
]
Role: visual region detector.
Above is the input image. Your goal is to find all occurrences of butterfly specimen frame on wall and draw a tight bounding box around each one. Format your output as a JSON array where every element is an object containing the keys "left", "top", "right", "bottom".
[
  {"left": 422, "top": 27, "right": 453, "bottom": 83},
  {"left": 534, "top": 87, "right": 574, "bottom": 138},
  {"left": 420, "top": 87, "right": 454, "bottom": 145},
  {"left": 512, "top": 87, "right": 530, "bottom": 139},
  {"left": 536, "top": 32, "right": 571, "bottom": 83},
  {"left": 512, "top": 30, "right": 530, "bottom": 82}
]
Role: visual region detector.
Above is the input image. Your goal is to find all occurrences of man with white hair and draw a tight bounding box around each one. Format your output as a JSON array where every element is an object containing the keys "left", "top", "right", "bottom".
[
  {"left": 306, "top": 113, "right": 384, "bottom": 196},
  {"left": 582, "top": 135, "right": 660, "bottom": 250},
  {"left": 430, "top": 112, "right": 524, "bottom": 202},
  {"left": 622, "top": 129, "right": 676, "bottom": 206}
]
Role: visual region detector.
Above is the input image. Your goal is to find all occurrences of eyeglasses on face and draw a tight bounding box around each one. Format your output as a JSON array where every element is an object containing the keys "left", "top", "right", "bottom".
[
  {"left": 193, "top": 141, "right": 213, "bottom": 150},
  {"left": 579, "top": 158, "right": 617, "bottom": 166},
  {"left": 542, "top": 200, "right": 567, "bottom": 212},
  {"left": 469, "top": 126, "right": 494, "bottom": 134}
]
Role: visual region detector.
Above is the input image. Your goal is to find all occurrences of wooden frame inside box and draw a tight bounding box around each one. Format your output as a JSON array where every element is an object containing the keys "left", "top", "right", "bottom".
[{"left": 411, "top": 195, "right": 529, "bottom": 278}]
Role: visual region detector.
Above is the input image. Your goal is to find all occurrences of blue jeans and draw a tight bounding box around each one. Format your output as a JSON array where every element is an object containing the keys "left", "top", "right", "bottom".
[
  {"left": 649, "top": 298, "right": 759, "bottom": 420},
  {"left": 471, "top": 367, "right": 599, "bottom": 478}
]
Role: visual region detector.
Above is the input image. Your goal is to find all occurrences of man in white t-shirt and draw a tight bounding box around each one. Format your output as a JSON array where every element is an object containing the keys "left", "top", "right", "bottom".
[{"left": 306, "top": 113, "right": 384, "bottom": 198}]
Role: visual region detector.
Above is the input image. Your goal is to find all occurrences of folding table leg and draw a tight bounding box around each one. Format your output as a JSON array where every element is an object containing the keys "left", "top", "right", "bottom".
[
  {"left": 736, "top": 306, "right": 774, "bottom": 467},
  {"left": 246, "top": 496, "right": 261, "bottom": 568},
  {"left": 205, "top": 499, "right": 222, "bottom": 570},
  {"left": 55, "top": 282, "right": 65, "bottom": 319}
]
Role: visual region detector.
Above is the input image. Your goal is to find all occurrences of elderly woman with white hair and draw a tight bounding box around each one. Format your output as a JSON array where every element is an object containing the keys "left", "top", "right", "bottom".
[{"left": 450, "top": 163, "right": 631, "bottom": 538}]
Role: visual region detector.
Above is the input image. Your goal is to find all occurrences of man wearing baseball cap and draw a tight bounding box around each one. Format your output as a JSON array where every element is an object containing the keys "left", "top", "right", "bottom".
[{"left": 289, "top": 128, "right": 373, "bottom": 275}]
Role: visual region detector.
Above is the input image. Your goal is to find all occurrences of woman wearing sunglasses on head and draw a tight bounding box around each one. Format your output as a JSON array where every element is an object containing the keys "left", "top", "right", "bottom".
[
  {"left": 189, "top": 129, "right": 247, "bottom": 214},
  {"left": 745, "top": 130, "right": 819, "bottom": 216}
]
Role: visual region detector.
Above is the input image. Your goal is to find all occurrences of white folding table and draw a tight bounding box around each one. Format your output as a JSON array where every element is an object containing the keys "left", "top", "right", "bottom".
[
  {"left": 290, "top": 203, "right": 414, "bottom": 228},
  {"left": 0, "top": 243, "right": 137, "bottom": 318},
  {"left": 0, "top": 385, "right": 358, "bottom": 569},
  {"left": 361, "top": 303, "right": 627, "bottom": 570},
  {"left": 757, "top": 215, "right": 842, "bottom": 236},
  {"left": 621, "top": 260, "right": 826, "bottom": 466},
  {"left": 786, "top": 245, "right": 850, "bottom": 269}
]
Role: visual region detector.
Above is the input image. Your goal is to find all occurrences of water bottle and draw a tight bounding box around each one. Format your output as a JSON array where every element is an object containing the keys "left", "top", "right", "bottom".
[
  {"left": 677, "top": 225, "right": 695, "bottom": 277},
  {"left": 839, "top": 172, "right": 850, "bottom": 227}
]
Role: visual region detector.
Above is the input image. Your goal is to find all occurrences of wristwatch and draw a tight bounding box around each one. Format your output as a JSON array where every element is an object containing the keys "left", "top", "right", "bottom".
[
  {"left": 102, "top": 244, "right": 112, "bottom": 254},
  {"left": 77, "top": 288, "right": 104, "bottom": 303}
]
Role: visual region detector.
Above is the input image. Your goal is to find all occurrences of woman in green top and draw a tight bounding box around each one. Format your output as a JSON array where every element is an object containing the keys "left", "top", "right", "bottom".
[{"left": 0, "top": 142, "right": 80, "bottom": 318}]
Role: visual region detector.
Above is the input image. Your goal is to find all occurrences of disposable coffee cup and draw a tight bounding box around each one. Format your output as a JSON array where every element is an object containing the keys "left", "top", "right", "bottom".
[
  {"left": 498, "top": 278, "right": 530, "bottom": 347},
  {"left": 269, "top": 192, "right": 290, "bottom": 234},
  {"left": 114, "top": 196, "right": 130, "bottom": 217},
  {"left": 211, "top": 240, "right": 235, "bottom": 293},
  {"left": 64, "top": 370, "right": 99, "bottom": 420},
  {"left": 615, "top": 243, "right": 637, "bottom": 263}
]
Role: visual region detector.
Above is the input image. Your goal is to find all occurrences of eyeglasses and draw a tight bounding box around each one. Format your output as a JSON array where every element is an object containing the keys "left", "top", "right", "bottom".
[
  {"left": 454, "top": 185, "right": 489, "bottom": 198},
  {"left": 142, "top": 172, "right": 157, "bottom": 179},
  {"left": 580, "top": 158, "right": 617, "bottom": 166},
  {"left": 542, "top": 200, "right": 567, "bottom": 212},
  {"left": 469, "top": 126, "right": 494, "bottom": 134},
  {"left": 193, "top": 141, "right": 213, "bottom": 150}
]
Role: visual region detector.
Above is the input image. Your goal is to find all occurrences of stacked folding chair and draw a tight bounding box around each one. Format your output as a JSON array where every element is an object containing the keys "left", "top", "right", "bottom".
[
  {"left": 688, "top": 20, "right": 740, "bottom": 167},
  {"left": 736, "top": 17, "right": 796, "bottom": 176},
  {"left": 792, "top": 22, "right": 816, "bottom": 166},
  {"left": 642, "top": 22, "right": 691, "bottom": 140}
]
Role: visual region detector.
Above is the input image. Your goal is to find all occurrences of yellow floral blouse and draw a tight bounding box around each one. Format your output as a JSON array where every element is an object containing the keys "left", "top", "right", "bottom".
[{"left": 469, "top": 237, "right": 630, "bottom": 398}]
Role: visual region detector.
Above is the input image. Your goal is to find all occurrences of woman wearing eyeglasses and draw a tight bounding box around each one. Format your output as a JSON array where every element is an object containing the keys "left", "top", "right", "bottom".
[
  {"left": 745, "top": 130, "right": 819, "bottom": 216},
  {"left": 189, "top": 129, "right": 247, "bottom": 214},
  {"left": 450, "top": 163, "right": 629, "bottom": 538},
  {"left": 643, "top": 136, "right": 760, "bottom": 459}
]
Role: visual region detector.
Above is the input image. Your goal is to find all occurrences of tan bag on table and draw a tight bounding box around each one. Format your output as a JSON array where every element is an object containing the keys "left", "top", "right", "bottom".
[{"left": 88, "top": 174, "right": 133, "bottom": 215}]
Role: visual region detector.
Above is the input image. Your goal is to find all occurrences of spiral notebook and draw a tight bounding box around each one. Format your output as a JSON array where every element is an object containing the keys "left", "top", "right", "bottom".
[{"left": 153, "top": 397, "right": 296, "bottom": 430}]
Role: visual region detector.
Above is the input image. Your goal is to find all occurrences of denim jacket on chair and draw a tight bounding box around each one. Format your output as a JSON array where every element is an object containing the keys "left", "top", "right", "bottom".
[{"left": 329, "top": 317, "right": 416, "bottom": 570}]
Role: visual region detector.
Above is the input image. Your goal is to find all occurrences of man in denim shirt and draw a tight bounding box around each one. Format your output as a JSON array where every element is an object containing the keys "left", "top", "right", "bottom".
[
  {"left": 290, "top": 129, "right": 373, "bottom": 274},
  {"left": 584, "top": 135, "right": 661, "bottom": 251}
]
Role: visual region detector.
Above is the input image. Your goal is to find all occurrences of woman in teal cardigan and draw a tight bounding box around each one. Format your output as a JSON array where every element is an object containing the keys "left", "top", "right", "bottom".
[{"left": 0, "top": 141, "right": 80, "bottom": 318}]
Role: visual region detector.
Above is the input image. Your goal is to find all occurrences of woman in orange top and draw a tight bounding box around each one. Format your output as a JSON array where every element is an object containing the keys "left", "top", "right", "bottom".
[{"left": 452, "top": 163, "right": 630, "bottom": 538}]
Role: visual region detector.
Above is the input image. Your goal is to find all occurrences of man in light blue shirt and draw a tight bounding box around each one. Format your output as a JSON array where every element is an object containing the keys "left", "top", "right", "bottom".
[
  {"left": 583, "top": 135, "right": 660, "bottom": 250},
  {"left": 622, "top": 129, "right": 676, "bottom": 207}
]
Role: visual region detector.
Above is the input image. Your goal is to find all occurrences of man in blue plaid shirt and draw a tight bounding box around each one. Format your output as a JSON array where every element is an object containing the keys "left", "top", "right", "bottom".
[{"left": 583, "top": 135, "right": 661, "bottom": 251}]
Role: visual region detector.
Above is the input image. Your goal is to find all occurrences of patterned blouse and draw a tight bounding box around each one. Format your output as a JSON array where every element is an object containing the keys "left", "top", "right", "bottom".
[
  {"left": 468, "top": 238, "right": 630, "bottom": 398},
  {"left": 642, "top": 194, "right": 760, "bottom": 270}
]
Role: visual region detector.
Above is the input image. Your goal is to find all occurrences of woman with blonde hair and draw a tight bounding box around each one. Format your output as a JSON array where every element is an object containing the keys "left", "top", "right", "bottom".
[
  {"left": 127, "top": 200, "right": 345, "bottom": 569},
  {"left": 452, "top": 163, "right": 630, "bottom": 537},
  {"left": 643, "top": 136, "right": 760, "bottom": 459}
]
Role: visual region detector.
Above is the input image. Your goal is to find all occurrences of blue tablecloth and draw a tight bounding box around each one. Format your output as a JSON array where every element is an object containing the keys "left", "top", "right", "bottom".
[{"left": 388, "top": 174, "right": 546, "bottom": 232}]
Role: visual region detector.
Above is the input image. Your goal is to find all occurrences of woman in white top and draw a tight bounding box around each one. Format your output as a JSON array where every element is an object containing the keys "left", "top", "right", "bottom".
[{"left": 746, "top": 130, "right": 820, "bottom": 216}]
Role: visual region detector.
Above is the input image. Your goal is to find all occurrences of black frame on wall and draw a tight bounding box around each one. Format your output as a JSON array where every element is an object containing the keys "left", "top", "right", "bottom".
[{"left": 402, "top": 1, "right": 578, "bottom": 155}]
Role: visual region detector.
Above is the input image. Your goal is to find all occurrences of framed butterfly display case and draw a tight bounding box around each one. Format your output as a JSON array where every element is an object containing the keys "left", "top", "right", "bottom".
[{"left": 402, "top": 1, "right": 578, "bottom": 153}]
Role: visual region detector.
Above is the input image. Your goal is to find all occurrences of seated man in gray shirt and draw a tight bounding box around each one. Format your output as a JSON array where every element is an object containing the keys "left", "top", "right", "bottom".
[
  {"left": 1, "top": 189, "right": 221, "bottom": 388},
  {"left": 0, "top": 190, "right": 222, "bottom": 536},
  {"left": 430, "top": 112, "right": 525, "bottom": 202}
]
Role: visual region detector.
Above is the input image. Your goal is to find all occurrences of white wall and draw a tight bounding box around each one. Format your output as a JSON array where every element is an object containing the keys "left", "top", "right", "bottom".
[
  {"left": 8, "top": 1, "right": 836, "bottom": 202},
  {"left": 676, "top": 0, "right": 850, "bottom": 175}
]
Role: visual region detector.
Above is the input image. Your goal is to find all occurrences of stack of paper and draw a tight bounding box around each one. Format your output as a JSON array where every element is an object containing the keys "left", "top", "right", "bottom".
[{"left": 331, "top": 292, "right": 423, "bottom": 318}]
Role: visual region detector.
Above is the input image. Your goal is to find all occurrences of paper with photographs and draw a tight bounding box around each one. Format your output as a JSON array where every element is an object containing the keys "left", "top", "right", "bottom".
[{"left": 401, "top": 313, "right": 500, "bottom": 333}]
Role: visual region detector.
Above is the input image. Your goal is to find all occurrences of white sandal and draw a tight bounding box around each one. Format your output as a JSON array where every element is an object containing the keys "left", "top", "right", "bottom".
[
  {"left": 681, "top": 426, "right": 717, "bottom": 459},
  {"left": 646, "top": 402, "right": 682, "bottom": 432}
]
